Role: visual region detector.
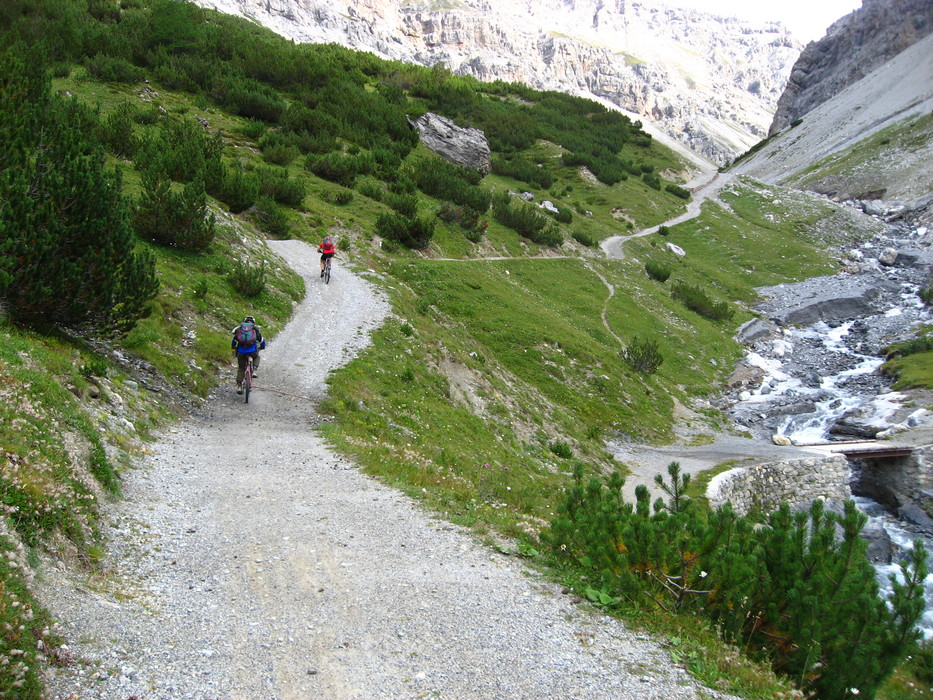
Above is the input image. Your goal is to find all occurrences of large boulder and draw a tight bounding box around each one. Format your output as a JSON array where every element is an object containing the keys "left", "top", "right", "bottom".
[
  {"left": 409, "top": 113, "right": 491, "bottom": 174},
  {"left": 735, "top": 318, "right": 779, "bottom": 345}
]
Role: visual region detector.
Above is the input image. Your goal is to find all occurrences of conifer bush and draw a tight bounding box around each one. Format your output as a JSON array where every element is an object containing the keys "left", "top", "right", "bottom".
[
  {"left": 645, "top": 260, "right": 671, "bottom": 282},
  {"left": 386, "top": 191, "right": 419, "bottom": 218},
  {"left": 219, "top": 165, "right": 260, "bottom": 214},
  {"left": 100, "top": 102, "right": 138, "bottom": 158},
  {"left": 134, "top": 117, "right": 225, "bottom": 189},
  {"left": 621, "top": 336, "right": 663, "bottom": 374},
  {"left": 252, "top": 196, "right": 290, "bottom": 238},
  {"left": 83, "top": 53, "right": 145, "bottom": 83},
  {"left": 671, "top": 282, "right": 734, "bottom": 322},
  {"left": 571, "top": 229, "right": 598, "bottom": 247},
  {"left": 642, "top": 171, "right": 661, "bottom": 190},
  {"left": 492, "top": 193, "right": 563, "bottom": 246},
  {"left": 133, "top": 172, "right": 216, "bottom": 251},
  {"left": 306, "top": 150, "right": 374, "bottom": 188},
  {"left": 665, "top": 183, "right": 691, "bottom": 200},
  {"left": 256, "top": 166, "right": 306, "bottom": 207},
  {"left": 0, "top": 46, "right": 158, "bottom": 332},
  {"left": 228, "top": 259, "right": 267, "bottom": 297},
  {"left": 377, "top": 212, "right": 435, "bottom": 249},
  {"left": 546, "top": 464, "right": 928, "bottom": 699}
]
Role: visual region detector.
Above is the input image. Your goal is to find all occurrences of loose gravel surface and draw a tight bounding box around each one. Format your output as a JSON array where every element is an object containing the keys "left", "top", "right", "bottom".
[{"left": 38, "top": 240, "right": 738, "bottom": 700}]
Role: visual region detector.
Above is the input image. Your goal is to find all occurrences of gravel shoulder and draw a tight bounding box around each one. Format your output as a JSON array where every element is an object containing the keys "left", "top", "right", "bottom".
[{"left": 38, "top": 240, "right": 738, "bottom": 699}]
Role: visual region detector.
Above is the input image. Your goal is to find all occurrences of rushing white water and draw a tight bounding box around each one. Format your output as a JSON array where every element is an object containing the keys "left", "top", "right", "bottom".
[
  {"left": 777, "top": 321, "right": 890, "bottom": 443},
  {"left": 855, "top": 497, "right": 933, "bottom": 639}
]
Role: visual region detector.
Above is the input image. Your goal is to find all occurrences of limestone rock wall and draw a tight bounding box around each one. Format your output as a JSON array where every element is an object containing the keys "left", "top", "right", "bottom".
[
  {"left": 769, "top": 0, "right": 933, "bottom": 134},
  {"left": 707, "top": 455, "right": 851, "bottom": 516}
]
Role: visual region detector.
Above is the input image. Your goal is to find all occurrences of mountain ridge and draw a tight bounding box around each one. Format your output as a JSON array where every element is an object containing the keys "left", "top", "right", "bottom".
[{"left": 192, "top": 0, "right": 801, "bottom": 164}]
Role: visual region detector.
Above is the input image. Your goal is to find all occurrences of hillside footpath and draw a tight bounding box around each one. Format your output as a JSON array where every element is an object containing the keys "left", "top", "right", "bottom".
[{"left": 37, "top": 241, "right": 739, "bottom": 699}]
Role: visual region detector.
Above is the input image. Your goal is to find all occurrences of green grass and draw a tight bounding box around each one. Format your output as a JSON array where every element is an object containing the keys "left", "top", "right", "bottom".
[
  {"left": 320, "top": 177, "right": 869, "bottom": 544},
  {"left": 4, "top": 11, "right": 911, "bottom": 697}
]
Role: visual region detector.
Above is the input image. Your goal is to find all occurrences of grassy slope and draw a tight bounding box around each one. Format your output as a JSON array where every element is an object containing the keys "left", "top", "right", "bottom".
[{"left": 2, "top": 18, "right": 926, "bottom": 700}]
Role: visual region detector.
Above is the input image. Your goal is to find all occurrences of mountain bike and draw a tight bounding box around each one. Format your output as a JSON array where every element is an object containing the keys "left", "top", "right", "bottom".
[{"left": 323, "top": 255, "right": 332, "bottom": 284}]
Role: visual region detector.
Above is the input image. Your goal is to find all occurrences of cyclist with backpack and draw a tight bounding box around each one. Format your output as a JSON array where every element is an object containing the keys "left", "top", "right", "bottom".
[
  {"left": 317, "top": 235, "right": 336, "bottom": 277},
  {"left": 231, "top": 315, "right": 265, "bottom": 394}
]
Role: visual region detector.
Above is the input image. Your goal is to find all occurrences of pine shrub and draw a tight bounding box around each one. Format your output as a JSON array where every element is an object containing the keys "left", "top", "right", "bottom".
[
  {"left": 665, "top": 183, "right": 690, "bottom": 199},
  {"left": 546, "top": 465, "right": 928, "bottom": 698},
  {"left": 228, "top": 260, "right": 267, "bottom": 297},
  {"left": 83, "top": 53, "right": 144, "bottom": 83},
  {"left": 252, "top": 196, "right": 290, "bottom": 238},
  {"left": 0, "top": 50, "right": 158, "bottom": 332},
  {"left": 219, "top": 166, "right": 259, "bottom": 214},
  {"left": 671, "top": 282, "right": 734, "bottom": 321},
  {"left": 571, "top": 229, "right": 598, "bottom": 247},
  {"left": 133, "top": 172, "right": 216, "bottom": 251},
  {"left": 377, "top": 212, "right": 435, "bottom": 249},
  {"left": 645, "top": 260, "right": 671, "bottom": 282},
  {"left": 100, "top": 102, "right": 137, "bottom": 158},
  {"left": 492, "top": 194, "right": 563, "bottom": 246},
  {"left": 621, "top": 336, "right": 663, "bottom": 374}
]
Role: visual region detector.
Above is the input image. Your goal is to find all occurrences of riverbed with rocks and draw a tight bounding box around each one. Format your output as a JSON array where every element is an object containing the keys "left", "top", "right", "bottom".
[{"left": 722, "top": 205, "right": 932, "bottom": 444}]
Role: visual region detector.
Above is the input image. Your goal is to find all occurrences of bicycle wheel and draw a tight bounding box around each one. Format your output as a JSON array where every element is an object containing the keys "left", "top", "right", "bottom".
[
  {"left": 244, "top": 362, "right": 252, "bottom": 403},
  {"left": 324, "top": 259, "right": 331, "bottom": 284}
]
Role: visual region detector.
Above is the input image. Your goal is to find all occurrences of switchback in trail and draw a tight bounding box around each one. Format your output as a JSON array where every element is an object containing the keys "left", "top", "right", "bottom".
[{"left": 38, "top": 241, "right": 738, "bottom": 699}]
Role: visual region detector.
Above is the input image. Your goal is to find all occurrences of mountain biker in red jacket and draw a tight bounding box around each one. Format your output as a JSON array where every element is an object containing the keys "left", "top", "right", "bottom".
[
  {"left": 231, "top": 315, "right": 265, "bottom": 393},
  {"left": 318, "top": 235, "right": 336, "bottom": 277}
]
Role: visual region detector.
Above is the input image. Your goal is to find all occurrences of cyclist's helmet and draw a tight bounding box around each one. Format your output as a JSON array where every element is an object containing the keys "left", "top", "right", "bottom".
[{"left": 244, "top": 315, "right": 255, "bottom": 323}]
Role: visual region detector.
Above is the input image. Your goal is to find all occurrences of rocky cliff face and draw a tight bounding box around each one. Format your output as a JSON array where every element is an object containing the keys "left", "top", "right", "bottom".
[
  {"left": 193, "top": 0, "right": 801, "bottom": 164},
  {"left": 769, "top": 0, "right": 933, "bottom": 135}
]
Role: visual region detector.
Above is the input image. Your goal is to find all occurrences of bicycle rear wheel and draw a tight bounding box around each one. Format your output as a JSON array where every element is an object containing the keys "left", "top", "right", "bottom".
[
  {"left": 244, "top": 363, "right": 252, "bottom": 403},
  {"left": 324, "top": 260, "right": 331, "bottom": 284}
]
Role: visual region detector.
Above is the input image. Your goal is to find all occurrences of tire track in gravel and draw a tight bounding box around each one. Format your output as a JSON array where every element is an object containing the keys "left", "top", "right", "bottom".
[{"left": 39, "top": 240, "right": 738, "bottom": 700}]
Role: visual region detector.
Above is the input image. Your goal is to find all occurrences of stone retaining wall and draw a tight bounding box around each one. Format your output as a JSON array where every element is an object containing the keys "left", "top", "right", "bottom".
[{"left": 707, "top": 455, "right": 851, "bottom": 516}]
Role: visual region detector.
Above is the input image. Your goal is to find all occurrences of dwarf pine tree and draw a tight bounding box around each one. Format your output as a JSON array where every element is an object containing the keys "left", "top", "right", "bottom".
[
  {"left": 0, "top": 44, "right": 158, "bottom": 332},
  {"left": 547, "top": 465, "right": 927, "bottom": 698}
]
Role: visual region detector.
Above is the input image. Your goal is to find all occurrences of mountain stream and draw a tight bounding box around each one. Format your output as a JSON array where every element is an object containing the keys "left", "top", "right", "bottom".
[{"left": 723, "top": 216, "right": 933, "bottom": 635}]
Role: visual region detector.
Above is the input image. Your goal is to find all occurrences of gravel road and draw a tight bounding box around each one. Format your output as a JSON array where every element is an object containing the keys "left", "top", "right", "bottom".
[{"left": 39, "top": 240, "right": 738, "bottom": 699}]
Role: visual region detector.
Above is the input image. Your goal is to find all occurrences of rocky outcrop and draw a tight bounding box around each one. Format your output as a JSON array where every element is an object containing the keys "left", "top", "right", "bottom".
[
  {"left": 193, "top": 0, "right": 801, "bottom": 164},
  {"left": 769, "top": 0, "right": 933, "bottom": 135},
  {"left": 409, "top": 113, "right": 491, "bottom": 174},
  {"left": 755, "top": 275, "right": 900, "bottom": 327}
]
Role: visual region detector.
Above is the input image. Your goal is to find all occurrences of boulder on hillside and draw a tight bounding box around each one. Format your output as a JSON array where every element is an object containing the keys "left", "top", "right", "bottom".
[
  {"left": 666, "top": 242, "right": 686, "bottom": 258},
  {"left": 408, "top": 113, "right": 491, "bottom": 174}
]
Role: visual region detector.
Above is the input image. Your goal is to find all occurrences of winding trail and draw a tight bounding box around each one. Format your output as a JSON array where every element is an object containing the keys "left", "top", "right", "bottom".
[
  {"left": 600, "top": 172, "right": 729, "bottom": 260},
  {"left": 40, "top": 241, "right": 737, "bottom": 699}
]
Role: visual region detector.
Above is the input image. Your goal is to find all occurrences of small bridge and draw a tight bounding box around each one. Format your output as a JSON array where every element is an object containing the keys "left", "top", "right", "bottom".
[{"left": 800, "top": 440, "right": 916, "bottom": 460}]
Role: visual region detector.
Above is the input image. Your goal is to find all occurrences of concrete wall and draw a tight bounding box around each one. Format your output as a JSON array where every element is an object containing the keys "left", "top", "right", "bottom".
[{"left": 707, "top": 455, "right": 851, "bottom": 516}]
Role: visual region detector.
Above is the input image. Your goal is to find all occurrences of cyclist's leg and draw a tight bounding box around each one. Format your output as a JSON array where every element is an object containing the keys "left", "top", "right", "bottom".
[
  {"left": 236, "top": 352, "right": 248, "bottom": 384},
  {"left": 250, "top": 350, "right": 260, "bottom": 373}
]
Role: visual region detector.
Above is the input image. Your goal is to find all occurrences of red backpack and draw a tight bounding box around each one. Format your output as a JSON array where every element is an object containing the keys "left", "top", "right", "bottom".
[
  {"left": 321, "top": 237, "right": 335, "bottom": 254},
  {"left": 235, "top": 323, "right": 257, "bottom": 346}
]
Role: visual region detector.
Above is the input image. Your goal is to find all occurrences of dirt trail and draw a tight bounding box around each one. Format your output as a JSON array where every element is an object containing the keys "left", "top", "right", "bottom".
[
  {"left": 40, "top": 240, "right": 736, "bottom": 700},
  {"left": 600, "top": 171, "right": 729, "bottom": 260}
]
